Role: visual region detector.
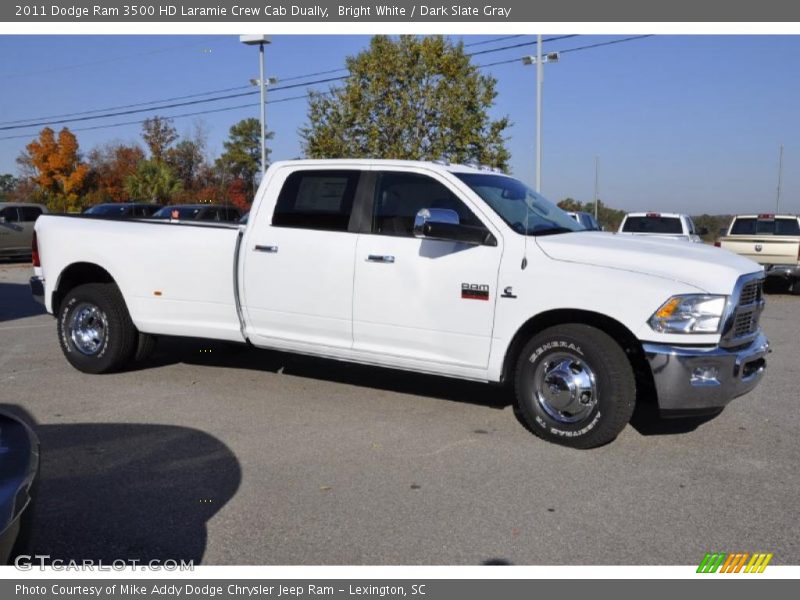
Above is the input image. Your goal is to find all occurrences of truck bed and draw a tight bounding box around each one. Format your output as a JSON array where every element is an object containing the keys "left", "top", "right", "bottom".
[{"left": 35, "top": 215, "right": 245, "bottom": 342}]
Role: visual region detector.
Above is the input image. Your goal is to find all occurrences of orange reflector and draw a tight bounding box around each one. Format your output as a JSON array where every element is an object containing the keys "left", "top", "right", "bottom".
[
  {"left": 153, "top": 291, "right": 162, "bottom": 296},
  {"left": 655, "top": 297, "right": 681, "bottom": 318}
]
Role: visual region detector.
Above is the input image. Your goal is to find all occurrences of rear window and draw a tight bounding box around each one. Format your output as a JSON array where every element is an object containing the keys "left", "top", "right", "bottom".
[
  {"left": 18, "top": 206, "right": 43, "bottom": 221},
  {"left": 153, "top": 206, "right": 202, "bottom": 220},
  {"left": 622, "top": 216, "right": 683, "bottom": 234},
  {"left": 730, "top": 218, "right": 800, "bottom": 236},
  {"left": 272, "top": 170, "right": 360, "bottom": 232}
]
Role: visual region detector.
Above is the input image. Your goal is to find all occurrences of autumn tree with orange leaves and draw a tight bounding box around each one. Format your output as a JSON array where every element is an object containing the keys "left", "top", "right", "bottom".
[{"left": 25, "top": 127, "right": 89, "bottom": 212}]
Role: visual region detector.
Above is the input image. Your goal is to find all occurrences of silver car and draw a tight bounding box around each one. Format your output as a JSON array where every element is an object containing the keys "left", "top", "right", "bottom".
[{"left": 0, "top": 203, "right": 48, "bottom": 259}]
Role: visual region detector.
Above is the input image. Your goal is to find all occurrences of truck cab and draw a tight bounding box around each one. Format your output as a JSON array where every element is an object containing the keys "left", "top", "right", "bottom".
[{"left": 618, "top": 212, "right": 706, "bottom": 243}]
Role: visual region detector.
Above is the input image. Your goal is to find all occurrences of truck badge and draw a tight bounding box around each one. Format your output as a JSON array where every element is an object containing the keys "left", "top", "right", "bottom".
[{"left": 461, "top": 283, "right": 490, "bottom": 301}]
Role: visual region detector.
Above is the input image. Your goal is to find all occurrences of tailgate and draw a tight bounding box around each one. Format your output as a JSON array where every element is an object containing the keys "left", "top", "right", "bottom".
[{"left": 720, "top": 236, "right": 800, "bottom": 265}]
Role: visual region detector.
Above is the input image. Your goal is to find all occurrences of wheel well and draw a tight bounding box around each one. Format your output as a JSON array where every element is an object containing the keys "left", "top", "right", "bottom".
[
  {"left": 500, "top": 309, "right": 656, "bottom": 403},
  {"left": 53, "top": 263, "right": 115, "bottom": 313}
]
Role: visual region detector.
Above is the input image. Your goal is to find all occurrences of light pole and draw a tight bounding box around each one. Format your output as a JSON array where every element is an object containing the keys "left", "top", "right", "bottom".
[
  {"left": 240, "top": 35, "right": 272, "bottom": 176},
  {"left": 776, "top": 144, "right": 784, "bottom": 213},
  {"left": 523, "top": 42, "right": 559, "bottom": 194}
]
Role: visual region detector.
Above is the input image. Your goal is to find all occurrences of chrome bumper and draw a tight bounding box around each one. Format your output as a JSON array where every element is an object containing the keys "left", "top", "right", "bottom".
[
  {"left": 29, "top": 276, "right": 44, "bottom": 306},
  {"left": 643, "top": 332, "right": 770, "bottom": 413}
]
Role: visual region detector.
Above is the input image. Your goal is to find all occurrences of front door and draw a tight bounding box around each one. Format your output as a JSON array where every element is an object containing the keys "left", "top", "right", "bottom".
[{"left": 353, "top": 170, "right": 502, "bottom": 369}]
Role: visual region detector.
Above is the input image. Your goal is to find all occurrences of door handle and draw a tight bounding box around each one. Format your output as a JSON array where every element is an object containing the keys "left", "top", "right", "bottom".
[
  {"left": 254, "top": 245, "right": 278, "bottom": 253},
  {"left": 366, "top": 254, "right": 395, "bottom": 263}
]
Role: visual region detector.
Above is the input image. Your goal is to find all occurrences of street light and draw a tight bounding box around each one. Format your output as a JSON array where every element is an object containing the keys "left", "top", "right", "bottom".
[
  {"left": 240, "top": 34, "right": 272, "bottom": 176},
  {"left": 523, "top": 36, "right": 560, "bottom": 194}
]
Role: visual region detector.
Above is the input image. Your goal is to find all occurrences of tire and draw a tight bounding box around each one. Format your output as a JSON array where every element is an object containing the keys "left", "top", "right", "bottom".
[
  {"left": 57, "top": 283, "right": 137, "bottom": 374},
  {"left": 514, "top": 324, "right": 636, "bottom": 449},
  {"left": 790, "top": 279, "right": 800, "bottom": 296},
  {"left": 133, "top": 333, "right": 157, "bottom": 362}
]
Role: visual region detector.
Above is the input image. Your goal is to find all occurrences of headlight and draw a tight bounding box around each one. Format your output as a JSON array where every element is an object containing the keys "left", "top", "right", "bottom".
[{"left": 649, "top": 295, "right": 727, "bottom": 334}]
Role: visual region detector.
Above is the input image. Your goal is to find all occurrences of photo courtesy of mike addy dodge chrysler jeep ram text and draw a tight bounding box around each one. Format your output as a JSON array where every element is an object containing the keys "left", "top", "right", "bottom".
[{"left": 30, "top": 160, "right": 770, "bottom": 448}]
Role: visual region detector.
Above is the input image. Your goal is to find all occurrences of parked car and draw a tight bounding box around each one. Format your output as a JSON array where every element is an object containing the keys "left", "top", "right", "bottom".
[
  {"left": 82, "top": 202, "right": 162, "bottom": 218},
  {"left": 0, "top": 411, "right": 39, "bottom": 565},
  {"left": 152, "top": 204, "right": 241, "bottom": 222},
  {"left": 0, "top": 203, "right": 47, "bottom": 260},
  {"left": 618, "top": 212, "right": 707, "bottom": 243},
  {"left": 566, "top": 211, "right": 602, "bottom": 231},
  {"left": 30, "top": 160, "right": 769, "bottom": 449},
  {"left": 717, "top": 214, "right": 800, "bottom": 294}
]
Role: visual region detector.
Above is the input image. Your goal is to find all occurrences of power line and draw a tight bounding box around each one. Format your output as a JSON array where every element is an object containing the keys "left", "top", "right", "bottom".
[
  {"left": 558, "top": 35, "right": 654, "bottom": 54},
  {"left": 463, "top": 35, "right": 525, "bottom": 47},
  {"left": 2, "top": 35, "right": 575, "bottom": 128},
  {"left": 0, "top": 93, "right": 328, "bottom": 142},
  {"left": 466, "top": 34, "right": 579, "bottom": 57},
  {"left": 0, "top": 76, "right": 347, "bottom": 132},
  {"left": 0, "top": 35, "right": 654, "bottom": 142}
]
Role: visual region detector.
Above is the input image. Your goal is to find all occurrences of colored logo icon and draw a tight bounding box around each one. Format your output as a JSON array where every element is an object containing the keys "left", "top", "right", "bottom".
[{"left": 697, "top": 552, "right": 773, "bottom": 573}]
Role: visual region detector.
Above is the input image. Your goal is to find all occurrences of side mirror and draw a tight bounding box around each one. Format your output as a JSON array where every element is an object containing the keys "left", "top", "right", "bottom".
[
  {"left": 698, "top": 227, "right": 709, "bottom": 236},
  {"left": 413, "top": 208, "right": 496, "bottom": 246}
]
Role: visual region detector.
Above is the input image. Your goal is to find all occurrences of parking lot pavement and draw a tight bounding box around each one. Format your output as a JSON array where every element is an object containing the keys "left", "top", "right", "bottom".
[{"left": 1, "top": 261, "right": 798, "bottom": 566}]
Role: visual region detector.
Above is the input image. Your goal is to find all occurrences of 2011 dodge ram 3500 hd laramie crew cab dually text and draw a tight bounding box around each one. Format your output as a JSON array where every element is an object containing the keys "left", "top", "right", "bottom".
[{"left": 30, "top": 160, "right": 770, "bottom": 448}]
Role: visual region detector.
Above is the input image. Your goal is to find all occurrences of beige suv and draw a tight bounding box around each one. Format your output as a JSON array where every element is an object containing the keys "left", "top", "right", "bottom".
[{"left": 0, "top": 203, "right": 48, "bottom": 260}]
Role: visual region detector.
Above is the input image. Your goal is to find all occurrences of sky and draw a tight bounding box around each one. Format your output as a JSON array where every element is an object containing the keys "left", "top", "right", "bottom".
[{"left": 0, "top": 34, "right": 798, "bottom": 215}]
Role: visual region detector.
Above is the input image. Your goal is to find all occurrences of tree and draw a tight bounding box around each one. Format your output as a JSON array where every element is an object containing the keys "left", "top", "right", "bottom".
[
  {"left": 141, "top": 116, "right": 178, "bottom": 163},
  {"left": 86, "top": 143, "right": 146, "bottom": 203},
  {"left": 301, "top": 35, "right": 510, "bottom": 169},
  {"left": 0, "top": 174, "right": 16, "bottom": 200},
  {"left": 167, "top": 139, "right": 205, "bottom": 191},
  {"left": 125, "top": 160, "right": 182, "bottom": 203},
  {"left": 25, "top": 127, "right": 90, "bottom": 212},
  {"left": 215, "top": 118, "right": 271, "bottom": 197}
]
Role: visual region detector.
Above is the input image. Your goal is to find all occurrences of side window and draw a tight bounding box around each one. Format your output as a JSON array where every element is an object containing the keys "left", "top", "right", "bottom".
[
  {"left": 273, "top": 170, "right": 360, "bottom": 232},
  {"left": 372, "top": 172, "right": 484, "bottom": 237},
  {"left": 0, "top": 207, "right": 20, "bottom": 223},
  {"left": 18, "top": 206, "right": 43, "bottom": 222}
]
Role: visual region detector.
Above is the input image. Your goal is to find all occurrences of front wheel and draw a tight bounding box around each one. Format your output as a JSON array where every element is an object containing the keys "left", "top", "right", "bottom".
[
  {"left": 514, "top": 324, "right": 636, "bottom": 449},
  {"left": 57, "top": 283, "right": 137, "bottom": 374}
]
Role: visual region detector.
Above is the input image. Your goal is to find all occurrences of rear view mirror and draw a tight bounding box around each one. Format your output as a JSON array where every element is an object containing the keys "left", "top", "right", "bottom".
[{"left": 413, "top": 208, "right": 496, "bottom": 246}]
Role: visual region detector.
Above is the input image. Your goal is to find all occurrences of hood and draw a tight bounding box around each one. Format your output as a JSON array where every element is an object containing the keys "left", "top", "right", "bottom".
[{"left": 536, "top": 232, "right": 762, "bottom": 294}]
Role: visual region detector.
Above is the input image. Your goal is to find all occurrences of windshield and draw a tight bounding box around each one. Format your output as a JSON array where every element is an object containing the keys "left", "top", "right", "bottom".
[
  {"left": 454, "top": 173, "right": 583, "bottom": 235},
  {"left": 622, "top": 216, "right": 683, "bottom": 234}
]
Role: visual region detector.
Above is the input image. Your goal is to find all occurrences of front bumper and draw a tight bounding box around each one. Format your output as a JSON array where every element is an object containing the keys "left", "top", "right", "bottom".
[
  {"left": 764, "top": 264, "right": 800, "bottom": 279},
  {"left": 643, "top": 332, "right": 770, "bottom": 414},
  {"left": 29, "top": 276, "right": 44, "bottom": 306}
]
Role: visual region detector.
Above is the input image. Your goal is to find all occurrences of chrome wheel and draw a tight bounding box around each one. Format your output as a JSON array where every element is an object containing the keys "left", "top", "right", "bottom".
[
  {"left": 68, "top": 302, "right": 108, "bottom": 356},
  {"left": 533, "top": 351, "right": 598, "bottom": 423}
]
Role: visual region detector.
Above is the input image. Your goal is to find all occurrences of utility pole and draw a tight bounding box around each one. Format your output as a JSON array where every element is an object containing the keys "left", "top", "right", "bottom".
[
  {"left": 776, "top": 144, "right": 784, "bottom": 213},
  {"left": 593, "top": 156, "right": 599, "bottom": 220},
  {"left": 523, "top": 38, "right": 559, "bottom": 194},
  {"left": 240, "top": 35, "right": 273, "bottom": 177},
  {"left": 535, "top": 34, "right": 543, "bottom": 193}
]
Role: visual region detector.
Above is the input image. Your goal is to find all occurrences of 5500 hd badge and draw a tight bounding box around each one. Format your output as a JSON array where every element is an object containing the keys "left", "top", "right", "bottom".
[{"left": 462, "top": 283, "right": 490, "bottom": 300}]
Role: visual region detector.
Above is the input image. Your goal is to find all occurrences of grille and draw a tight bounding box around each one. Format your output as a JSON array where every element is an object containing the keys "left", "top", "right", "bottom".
[
  {"left": 733, "top": 309, "right": 757, "bottom": 338},
  {"left": 739, "top": 280, "right": 762, "bottom": 306}
]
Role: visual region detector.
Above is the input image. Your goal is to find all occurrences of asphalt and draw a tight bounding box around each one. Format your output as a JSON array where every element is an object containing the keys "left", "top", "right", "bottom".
[{"left": 1, "top": 261, "right": 798, "bottom": 565}]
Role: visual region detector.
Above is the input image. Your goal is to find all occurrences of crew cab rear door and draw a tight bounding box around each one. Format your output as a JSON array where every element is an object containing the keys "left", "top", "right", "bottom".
[
  {"left": 241, "top": 168, "right": 364, "bottom": 350},
  {"left": 352, "top": 168, "right": 502, "bottom": 371}
]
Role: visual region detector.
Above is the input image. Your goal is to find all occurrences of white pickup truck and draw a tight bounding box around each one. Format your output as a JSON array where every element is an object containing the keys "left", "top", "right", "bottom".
[
  {"left": 717, "top": 214, "right": 800, "bottom": 294},
  {"left": 30, "top": 160, "right": 770, "bottom": 448},
  {"left": 618, "top": 212, "right": 707, "bottom": 243}
]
